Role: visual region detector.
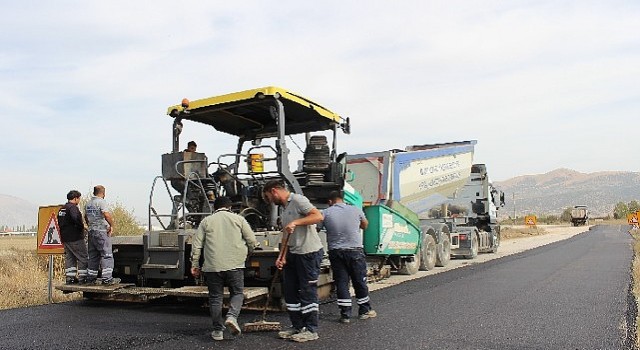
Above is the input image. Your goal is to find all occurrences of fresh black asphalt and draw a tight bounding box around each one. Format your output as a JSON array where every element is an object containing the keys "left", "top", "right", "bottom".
[{"left": 0, "top": 225, "right": 633, "bottom": 350}]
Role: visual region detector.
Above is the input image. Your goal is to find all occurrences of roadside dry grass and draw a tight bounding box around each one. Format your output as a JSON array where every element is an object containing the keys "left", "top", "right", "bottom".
[
  {"left": 628, "top": 228, "right": 640, "bottom": 348},
  {"left": 501, "top": 225, "right": 549, "bottom": 239},
  {"left": 0, "top": 236, "right": 79, "bottom": 310}
]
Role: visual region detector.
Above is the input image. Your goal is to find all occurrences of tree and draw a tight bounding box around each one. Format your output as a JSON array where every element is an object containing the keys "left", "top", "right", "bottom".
[
  {"left": 543, "top": 214, "right": 559, "bottom": 224},
  {"left": 561, "top": 207, "right": 573, "bottom": 222},
  {"left": 628, "top": 200, "right": 640, "bottom": 214},
  {"left": 110, "top": 202, "right": 144, "bottom": 236},
  {"left": 613, "top": 202, "right": 629, "bottom": 219},
  {"left": 79, "top": 194, "right": 144, "bottom": 236}
]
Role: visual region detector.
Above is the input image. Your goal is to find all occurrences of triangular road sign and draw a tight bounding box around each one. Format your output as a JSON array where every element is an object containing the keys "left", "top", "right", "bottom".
[{"left": 39, "top": 212, "right": 63, "bottom": 249}]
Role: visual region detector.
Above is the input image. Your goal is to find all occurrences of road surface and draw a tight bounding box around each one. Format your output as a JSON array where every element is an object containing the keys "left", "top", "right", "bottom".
[{"left": 0, "top": 225, "right": 633, "bottom": 349}]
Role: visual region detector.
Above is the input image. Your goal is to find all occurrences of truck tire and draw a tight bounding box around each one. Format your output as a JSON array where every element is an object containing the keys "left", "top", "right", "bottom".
[
  {"left": 490, "top": 232, "right": 500, "bottom": 253},
  {"left": 435, "top": 233, "right": 451, "bottom": 267},
  {"left": 464, "top": 234, "right": 479, "bottom": 259},
  {"left": 418, "top": 234, "right": 437, "bottom": 271}
]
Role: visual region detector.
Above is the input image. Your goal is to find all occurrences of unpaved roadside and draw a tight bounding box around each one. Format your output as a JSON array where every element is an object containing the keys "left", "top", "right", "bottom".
[{"left": 368, "top": 225, "right": 590, "bottom": 292}]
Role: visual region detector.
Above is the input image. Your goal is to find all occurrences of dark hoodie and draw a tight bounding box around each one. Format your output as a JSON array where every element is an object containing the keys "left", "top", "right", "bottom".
[{"left": 58, "top": 202, "right": 85, "bottom": 242}]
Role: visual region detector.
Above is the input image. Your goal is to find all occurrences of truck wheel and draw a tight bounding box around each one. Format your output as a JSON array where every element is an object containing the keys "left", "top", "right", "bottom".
[
  {"left": 435, "top": 234, "right": 451, "bottom": 267},
  {"left": 490, "top": 232, "right": 500, "bottom": 253},
  {"left": 464, "top": 234, "right": 479, "bottom": 259},
  {"left": 419, "top": 235, "right": 437, "bottom": 271}
]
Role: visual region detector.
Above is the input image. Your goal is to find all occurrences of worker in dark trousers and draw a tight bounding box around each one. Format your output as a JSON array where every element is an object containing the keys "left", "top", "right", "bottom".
[
  {"left": 58, "top": 190, "right": 88, "bottom": 284},
  {"left": 191, "top": 196, "right": 257, "bottom": 341},
  {"left": 262, "top": 180, "right": 324, "bottom": 343},
  {"left": 321, "top": 191, "right": 376, "bottom": 323},
  {"left": 84, "top": 185, "right": 119, "bottom": 285}
]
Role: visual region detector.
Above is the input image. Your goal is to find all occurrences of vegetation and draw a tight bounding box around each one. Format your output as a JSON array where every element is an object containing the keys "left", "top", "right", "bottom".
[
  {"left": 614, "top": 200, "right": 640, "bottom": 219},
  {"left": 561, "top": 208, "right": 573, "bottom": 222},
  {"left": 0, "top": 201, "right": 142, "bottom": 310},
  {"left": 0, "top": 237, "right": 78, "bottom": 310},
  {"left": 79, "top": 194, "right": 144, "bottom": 236},
  {"left": 110, "top": 201, "right": 145, "bottom": 236}
]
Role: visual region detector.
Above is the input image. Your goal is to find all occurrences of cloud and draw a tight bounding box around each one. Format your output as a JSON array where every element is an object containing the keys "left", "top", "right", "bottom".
[{"left": 1, "top": 0, "right": 639, "bottom": 215}]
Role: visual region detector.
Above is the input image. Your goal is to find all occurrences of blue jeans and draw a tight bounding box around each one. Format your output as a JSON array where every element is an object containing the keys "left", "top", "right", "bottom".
[
  {"left": 328, "top": 248, "right": 372, "bottom": 318},
  {"left": 204, "top": 269, "right": 244, "bottom": 331},
  {"left": 283, "top": 249, "right": 323, "bottom": 333}
]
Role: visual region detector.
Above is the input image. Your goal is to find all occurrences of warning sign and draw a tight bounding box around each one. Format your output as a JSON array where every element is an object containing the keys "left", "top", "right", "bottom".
[
  {"left": 524, "top": 215, "right": 537, "bottom": 227},
  {"left": 37, "top": 205, "right": 64, "bottom": 255},
  {"left": 628, "top": 212, "right": 639, "bottom": 230}
]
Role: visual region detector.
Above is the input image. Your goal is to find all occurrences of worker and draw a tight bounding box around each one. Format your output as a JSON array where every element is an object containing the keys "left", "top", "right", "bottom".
[
  {"left": 262, "top": 180, "right": 324, "bottom": 343},
  {"left": 58, "top": 190, "right": 88, "bottom": 284},
  {"left": 84, "top": 185, "right": 119, "bottom": 285},
  {"left": 184, "top": 140, "right": 197, "bottom": 152},
  {"left": 190, "top": 196, "right": 257, "bottom": 341},
  {"left": 321, "top": 191, "right": 376, "bottom": 323}
]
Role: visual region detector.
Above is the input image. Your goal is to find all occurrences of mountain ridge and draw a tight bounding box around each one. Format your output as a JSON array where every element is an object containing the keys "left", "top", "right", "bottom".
[
  {"left": 0, "top": 194, "right": 39, "bottom": 229},
  {"left": 2, "top": 168, "right": 639, "bottom": 226},
  {"left": 494, "top": 169, "right": 640, "bottom": 218}
]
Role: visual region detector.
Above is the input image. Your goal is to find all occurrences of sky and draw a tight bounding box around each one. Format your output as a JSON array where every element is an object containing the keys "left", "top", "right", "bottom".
[{"left": 1, "top": 1, "right": 639, "bottom": 218}]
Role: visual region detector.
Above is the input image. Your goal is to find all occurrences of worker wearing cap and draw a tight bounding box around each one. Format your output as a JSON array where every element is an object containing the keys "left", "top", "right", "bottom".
[
  {"left": 191, "top": 196, "right": 257, "bottom": 341},
  {"left": 58, "top": 190, "right": 88, "bottom": 284}
]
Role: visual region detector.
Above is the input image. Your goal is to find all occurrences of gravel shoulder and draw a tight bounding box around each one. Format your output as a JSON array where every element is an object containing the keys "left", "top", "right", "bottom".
[{"left": 368, "top": 224, "right": 591, "bottom": 292}]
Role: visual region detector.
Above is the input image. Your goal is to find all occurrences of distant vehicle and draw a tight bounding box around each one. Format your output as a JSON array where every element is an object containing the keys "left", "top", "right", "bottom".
[{"left": 570, "top": 205, "right": 589, "bottom": 226}]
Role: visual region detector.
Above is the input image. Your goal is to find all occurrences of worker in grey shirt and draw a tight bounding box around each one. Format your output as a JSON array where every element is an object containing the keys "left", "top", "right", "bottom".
[
  {"left": 84, "top": 185, "right": 119, "bottom": 285},
  {"left": 321, "top": 190, "right": 376, "bottom": 323},
  {"left": 262, "top": 180, "right": 323, "bottom": 343},
  {"left": 191, "top": 196, "right": 257, "bottom": 341}
]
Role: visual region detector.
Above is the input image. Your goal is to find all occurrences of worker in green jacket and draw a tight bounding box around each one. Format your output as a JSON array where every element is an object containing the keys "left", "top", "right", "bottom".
[{"left": 191, "top": 196, "right": 257, "bottom": 341}]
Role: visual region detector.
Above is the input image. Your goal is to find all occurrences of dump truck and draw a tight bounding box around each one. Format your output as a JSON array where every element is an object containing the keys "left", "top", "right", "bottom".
[
  {"left": 347, "top": 141, "right": 472, "bottom": 274},
  {"left": 347, "top": 146, "right": 504, "bottom": 274},
  {"left": 58, "top": 86, "right": 351, "bottom": 307},
  {"left": 570, "top": 205, "right": 589, "bottom": 226}
]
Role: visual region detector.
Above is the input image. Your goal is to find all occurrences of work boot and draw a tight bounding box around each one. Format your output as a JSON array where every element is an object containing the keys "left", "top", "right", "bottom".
[
  {"left": 102, "top": 277, "right": 121, "bottom": 285},
  {"left": 65, "top": 277, "right": 78, "bottom": 285},
  {"left": 290, "top": 328, "right": 319, "bottom": 342},
  {"left": 358, "top": 310, "right": 377, "bottom": 320},
  {"left": 278, "top": 327, "right": 301, "bottom": 339},
  {"left": 339, "top": 316, "right": 351, "bottom": 324},
  {"left": 224, "top": 317, "right": 241, "bottom": 335},
  {"left": 211, "top": 330, "right": 224, "bottom": 341}
]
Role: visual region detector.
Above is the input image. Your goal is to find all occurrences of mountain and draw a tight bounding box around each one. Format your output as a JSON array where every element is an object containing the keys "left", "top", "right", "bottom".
[
  {"left": 494, "top": 168, "right": 640, "bottom": 218},
  {"left": 0, "top": 194, "right": 39, "bottom": 228},
  {"left": 1, "top": 168, "right": 638, "bottom": 226}
]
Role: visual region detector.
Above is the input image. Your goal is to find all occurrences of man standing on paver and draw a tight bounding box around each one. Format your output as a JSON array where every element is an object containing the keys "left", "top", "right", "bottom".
[
  {"left": 262, "top": 180, "right": 324, "bottom": 343},
  {"left": 58, "top": 190, "right": 88, "bottom": 284},
  {"left": 321, "top": 191, "right": 376, "bottom": 323},
  {"left": 84, "top": 185, "right": 120, "bottom": 285}
]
